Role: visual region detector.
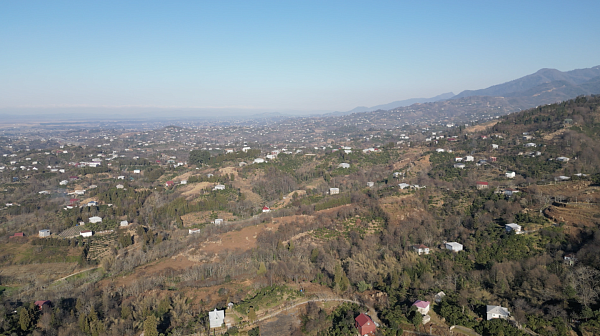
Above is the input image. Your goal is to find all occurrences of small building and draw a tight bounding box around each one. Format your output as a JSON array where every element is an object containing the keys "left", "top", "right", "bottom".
[
  {"left": 525, "top": 143, "right": 536, "bottom": 147},
  {"left": 34, "top": 300, "right": 51, "bottom": 310},
  {"left": 422, "top": 315, "right": 431, "bottom": 324},
  {"left": 564, "top": 253, "right": 576, "bottom": 266},
  {"left": 120, "top": 221, "right": 129, "bottom": 227},
  {"left": 355, "top": 313, "right": 376, "bottom": 336},
  {"left": 213, "top": 184, "right": 226, "bottom": 191},
  {"left": 455, "top": 157, "right": 463, "bottom": 162},
  {"left": 329, "top": 188, "right": 340, "bottom": 195},
  {"left": 486, "top": 305, "right": 510, "bottom": 321},
  {"left": 504, "top": 188, "right": 519, "bottom": 196},
  {"left": 492, "top": 144, "right": 499, "bottom": 149},
  {"left": 413, "top": 300, "right": 430, "bottom": 315},
  {"left": 209, "top": 309, "right": 225, "bottom": 329},
  {"left": 133, "top": 169, "right": 141, "bottom": 174},
  {"left": 556, "top": 157, "right": 570, "bottom": 162},
  {"left": 434, "top": 291, "right": 446, "bottom": 303},
  {"left": 489, "top": 156, "right": 497, "bottom": 162},
  {"left": 189, "top": 228, "right": 201, "bottom": 234},
  {"left": 165, "top": 181, "right": 175, "bottom": 187},
  {"left": 180, "top": 180, "right": 187, "bottom": 185},
  {"left": 253, "top": 158, "right": 265, "bottom": 164},
  {"left": 89, "top": 216, "right": 103, "bottom": 224},
  {"left": 413, "top": 244, "right": 430, "bottom": 255},
  {"left": 367, "top": 182, "right": 375, "bottom": 188},
  {"left": 117, "top": 176, "right": 125, "bottom": 180},
  {"left": 505, "top": 172, "right": 516, "bottom": 179},
  {"left": 436, "top": 148, "right": 445, "bottom": 153},
  {"left": 39, "top": 229, "right": 51, "bottom": 238},
  {"left": 398, "top": 183, "right": 410, "bottom": 189},
  {"left": 59, "top": 180, "right": 69, "bottom": 185},
  {"left": 505, "top": 223, "right": 522, "bottom": 234},
  {"left": 338, "top": 163, "right": 350, "bottom": 169},
  {"left": 80, "top": 230, "right": 93, "bottom": 237},
  {"left": 454, "top": 163, "right": 466, "bottom": 169},
  {"left": 465, "top": 155, "right": 474, "bottom": 162},
  {"left": 445, "top": 242, "right": 463, "bottom": 252},
  {"left": 116, "top": 184, "right": 124, "bottom": 189},
  {"left": 262, "top": 206, "right": 271, "bottom": 213},
  {"left": 476, "top": 181, "right": 489, "bottom": 190},
  {"left": 214, "top": 219, "right": 224, "bottom": 225},
  {"left": 87, "top": 201, "right": 98, "bottom": 206},
  {"left": 10, "top": 232, "right": 25, "bottom": 238}
]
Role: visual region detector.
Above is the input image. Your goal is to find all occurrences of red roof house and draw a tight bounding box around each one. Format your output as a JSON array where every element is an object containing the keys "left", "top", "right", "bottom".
[
  {"left": 355, "top": 313, "right": 376, "bottom": 336},
  {"left": 476, "top": 181, "right": 489, "bottom": 190},
  {"left": 34, "top": 300, "right": 51, "bottom": 310},
  {"left": 262, "top": 206, "right": 271, "bottom": 213},
  {"left": 10, "top": 232, "right": 25, "bottom": 238},
  {"left": 165, "top": 181, "right": 175, "bottom": 187}
]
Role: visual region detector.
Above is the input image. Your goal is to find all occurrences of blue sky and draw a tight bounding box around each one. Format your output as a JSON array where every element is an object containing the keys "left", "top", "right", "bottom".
[{"left": 1, "top": 0, "right": 599, "bottom": 113}]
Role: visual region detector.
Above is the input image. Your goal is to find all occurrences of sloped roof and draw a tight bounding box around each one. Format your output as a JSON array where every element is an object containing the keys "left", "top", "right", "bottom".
[
  {"left": 355, "top": 313, "right": 372, "bottom": 327},
  {"left": 486, "top": 305, "right": 510, "bottom": 316},
  {"left": 413, "top": 300, "right": 430, "bottom": 308}
]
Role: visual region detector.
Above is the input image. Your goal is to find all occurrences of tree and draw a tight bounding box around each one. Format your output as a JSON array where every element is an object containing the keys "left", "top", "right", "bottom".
[
  {"left": 248, "top": 307, "right": 257, "bottom": 323},
  {"left": 189, "top": 150, "right": 211, "bottom": 166},
  {"left": 144, "top": 315, "right": 159, "bottom": 336},
  {"left": 18, "top": 306, "right": 31, "bottom": 331}
]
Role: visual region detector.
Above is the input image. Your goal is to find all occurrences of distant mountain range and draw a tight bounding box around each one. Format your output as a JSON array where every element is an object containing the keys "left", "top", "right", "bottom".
[
  {"left": 346, "top": 92, "right": 456, "bottom": 113},
  {"left": 345, "top": 65, "right": 600, "bottom": 115}
]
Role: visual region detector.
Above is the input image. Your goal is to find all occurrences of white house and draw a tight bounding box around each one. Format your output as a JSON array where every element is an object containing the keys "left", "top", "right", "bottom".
[
  {"left": 367, "top": 182, "right": 375, "bottom": 188},
  {"left": 180, "top": 180, "right": 187, "bottom": 185},
  {"left": 213, "top": 184, "right": 225, "bottom": 191},
  {"left": 189, "top": 228, "right": 201, "bottom": 234},
  {"left": 253, "top": 158, "right": 265, "bottom": 164},
  {"left": 59, "top": 180, "right": 69, "bottom": 185},
  {"left": 505, "top": 172, "right": 516, "bottom": 179},
  {"left": 39, "top": 229, "right": 51, "bottom": 237},
  {"left": 89, "top": 216, "right": 102, "bottom": 224},
  {"left": 120, "top": 220, "right": 129, "bottom": 227},
  {"left": 87, "top": 201, "right": 98, "bottom": 207},
  {"left": 556, "top": 157, "right": 570, "bottom": 162},
  {"left": 436, "top": 148, "right": 445, "bottom": 153},
  {"left": 117, "top": 176, "right": 125, "bottom": 180},
  {"left": 413, "top": 244, "right": 430, "bottom": 255},
  {"left": 398, "top": 183, "right": 410, "bottom": 189},
  {"left": 329, "top": 188, "right": 340, "bottom": 195},
  {"left": 209, "top": 309, "right": 225, "bottom": 328},
  {"left": 116, "top": 184, "right": 124, "bottom": 189},
  {"left": 454, "top": 163, "right": 466, "bottom": 169},
  {"left": 412, "top": 300, "right": 430, "bottom": 315},
  {"left": 455, "top": 157, "right": 463, "bottom": 162},
  {"left": 133, "top": 169, "right": 141, "bottom": 174},
  {"left": 80, "top": 230, "right": 93, "bottom": 237},
  {"left": 525, "top": 143, "right": 536, "bottom": 147},
  {"left": 486, "top": 305, "right": 510, "bottom": 321},
  {"left": 492, "top": 144, "right": 499, "bottom": 149},
  {"left": 505, "top": 223, "right": 522, "bottom": 234},
  {"left": 338, "top": 163, "right": 350, "bottom": 169},
  {"left": 434, "top": 291, "right": 446, "bottom": 303},
  {"left": 262, "top": 206, "right": 271, "bottom": 213},
  {"left": 465, "top": 156, "right": 474, "bottom": 162},
  {"left": 214, "top": 219, "right": 224, "bottom": 225},
  {"left": 445, "top": 242, "right": 463, "bottom": 252}
]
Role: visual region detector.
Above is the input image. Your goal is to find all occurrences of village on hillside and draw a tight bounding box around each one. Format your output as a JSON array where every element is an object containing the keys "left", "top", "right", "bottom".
[{"left": 0, "top": 96, "right": 600, "bottom": 335}]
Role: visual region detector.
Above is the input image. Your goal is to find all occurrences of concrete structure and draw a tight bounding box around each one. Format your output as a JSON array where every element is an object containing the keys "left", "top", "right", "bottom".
[
  {"left": 486, "top": 305, "right": 510, "bottom": 321},
  {"left": 120, "top": 221, "right": 129, "bottom": 227},
  {"left": 80, "top": 230, "right": 93, "bottom": 237},
  {"left": 209, "top": 309, "right": 225, "bottom": 328},
  {"left": 367, "top": 182, "right": 375, "bottom": 187},
  {"left": 476, "top": 182, "right": 489, "bottom": 190},
  {"left": 338, "top": 163, "right": 350, "bottom": 169},
  {"left": 329, "top": 188, "right": 340, "bottom": 195},
  {"left": 213, "top": 184, "right": 225, "bottom": 191},
  {"left": 189, "top": 228, "right": 201, "bottom": 234},
  {"left": 89, "top": 216, "right": 102, "bottom": 223},
  {"left": 39, "top": 229, "right": 50, "bottom": 238},
  {"left": 445, "top": 242, "right": 463, "bottom": 252},
  {"left": 505, "top": 172, "right": 516, "bottom": 178},
  {"left": 505, "top": 223, "right": 522, "bottom": 234},
  {"left": 214, "top": 219, "right": 224, "bottom": 225}
]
